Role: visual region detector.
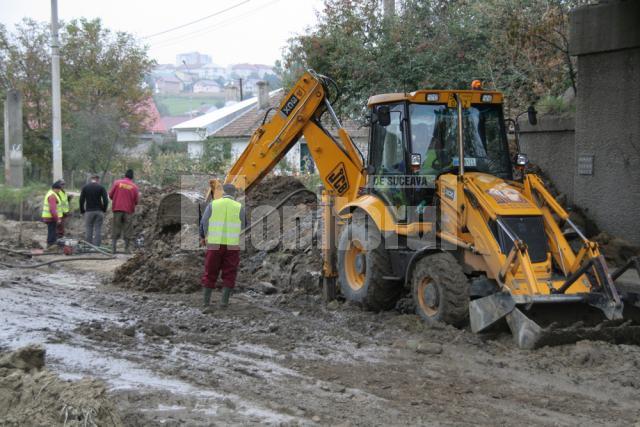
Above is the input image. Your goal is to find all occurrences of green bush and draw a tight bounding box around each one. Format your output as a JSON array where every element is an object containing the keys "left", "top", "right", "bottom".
[{"left": 537, "top": 95, "right": 575, "bottom": 115}]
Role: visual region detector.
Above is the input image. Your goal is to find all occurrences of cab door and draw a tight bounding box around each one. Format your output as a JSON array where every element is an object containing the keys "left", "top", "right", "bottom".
[{"left": 368, "top": 102, "right": 410, "bottom": 222}]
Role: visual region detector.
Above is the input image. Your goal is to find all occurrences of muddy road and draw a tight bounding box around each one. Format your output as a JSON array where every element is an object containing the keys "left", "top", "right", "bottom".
[{"left": 2, "top": 257, "right": 640, "bottom": 426}]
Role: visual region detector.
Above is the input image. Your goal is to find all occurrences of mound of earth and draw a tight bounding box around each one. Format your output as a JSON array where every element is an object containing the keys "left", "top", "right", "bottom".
[
  {"left": 113, "top": 239, "right": 204, "bottom": 293},
  {"left": 0, "top": 345, "right": 122, "bottom": 426},
  {"left": 113, "top": 175, "right": 320, "bottom": 294}
]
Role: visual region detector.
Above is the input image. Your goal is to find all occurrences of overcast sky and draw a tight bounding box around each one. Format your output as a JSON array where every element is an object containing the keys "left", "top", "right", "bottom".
[{"left": 0, "top": 0, "right": 324, "bottom": 66}]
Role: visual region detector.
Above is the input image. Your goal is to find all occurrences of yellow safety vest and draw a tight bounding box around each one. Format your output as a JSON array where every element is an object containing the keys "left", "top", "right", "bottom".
[
  {"left": 58, "top": 190, "right": 70, "bottom": 214},
  {"left": 41, "top": 190, "right": 61, "bottom": 219},
  {"left": 207, "top": 196, "right": 242, "bottom": 246}
]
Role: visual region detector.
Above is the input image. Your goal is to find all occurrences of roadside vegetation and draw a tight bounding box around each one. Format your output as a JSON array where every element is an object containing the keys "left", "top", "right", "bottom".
[{"left": 279, "top": 0, "right": 591, "bottom": 118}]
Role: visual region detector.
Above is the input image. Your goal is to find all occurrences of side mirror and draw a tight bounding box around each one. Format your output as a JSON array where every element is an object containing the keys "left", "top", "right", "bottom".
[
  {"left": 515, "top": 153, "right": 529, "bottom": 167},
  {"left": 527, "top": 105, "right": 538, "bottom": 126},
  {"left": 375, "top": 105, "right": 391, "bottom": 127},
  {"left": 362, "top": 113, "right": 372, "bottom": 127},
  {"left": 410, "top": 153, "right": 421, "bottom": 173}
]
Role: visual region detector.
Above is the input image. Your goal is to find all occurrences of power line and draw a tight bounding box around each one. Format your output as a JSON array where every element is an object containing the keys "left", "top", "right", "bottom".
[
  {"left": 148, "top": 0, "right": 281, "bottom": 49},
  {"left": 141, "top": 0, "right": 252, "bottom": 39}
]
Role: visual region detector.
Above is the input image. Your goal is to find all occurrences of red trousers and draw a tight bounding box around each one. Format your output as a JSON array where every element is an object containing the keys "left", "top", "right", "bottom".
[
  {"left": 201, "top": 245, "right": 240, "bottom": 289},
  {"left": 56, "top": 215, "right": 67, "bottom": 238}
]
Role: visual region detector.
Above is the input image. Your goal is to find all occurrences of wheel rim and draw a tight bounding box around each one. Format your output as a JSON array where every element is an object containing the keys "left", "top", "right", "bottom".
[
  {"left": 345, "top": 241, "right": 366, "bottom": 291},
  {"left": 417, "top": 277, "right": 440, "bottom": 317}
]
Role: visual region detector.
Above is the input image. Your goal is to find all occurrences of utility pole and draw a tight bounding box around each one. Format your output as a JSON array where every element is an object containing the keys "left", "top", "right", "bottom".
[
  {"left": 182, "top": 60, "right": 194, "bottom": 118},
  {"left": 50, "top": 0, "right": 63, "bottom": 181},
  {"left": 238, "top": 78, "right": 243, "bottom": 101},
  {"left": 383, "top": 0, "right": 395, "bottom": 18}
]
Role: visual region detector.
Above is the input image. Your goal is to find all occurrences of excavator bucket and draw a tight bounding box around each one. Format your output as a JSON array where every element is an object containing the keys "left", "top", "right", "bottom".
[{"left": 470, "top": 262, "right": 640, "bottom": 349}]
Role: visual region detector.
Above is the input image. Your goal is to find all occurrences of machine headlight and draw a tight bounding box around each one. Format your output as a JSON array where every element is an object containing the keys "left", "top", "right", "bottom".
[
  {"left": 426, "top": 93, "right": 439, "bottom": 102},
  {"left": 481, "top": 94, "right": 493, "bottom": 103}
]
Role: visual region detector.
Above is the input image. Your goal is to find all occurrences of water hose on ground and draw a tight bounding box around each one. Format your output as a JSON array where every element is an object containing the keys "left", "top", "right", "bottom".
[
  {"left": 0, "top": 255, "right": 115, "bottom": 269},
  {"left": 0, "top": 246, "right": 33, "bottom": 257}
]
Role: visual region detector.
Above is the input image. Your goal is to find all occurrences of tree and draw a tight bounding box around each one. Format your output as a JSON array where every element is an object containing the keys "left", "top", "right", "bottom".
[
  {"left": 0, "top": 18, "right": 155, "bottom": 178},
  {"left": 280, "top": 0, "right": 590, "bottom": 118}
]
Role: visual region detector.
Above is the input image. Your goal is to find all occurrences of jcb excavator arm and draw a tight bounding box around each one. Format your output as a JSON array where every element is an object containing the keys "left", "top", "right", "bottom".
[{"left": 223, "top": 71, "right": 365, "bottom": 211}]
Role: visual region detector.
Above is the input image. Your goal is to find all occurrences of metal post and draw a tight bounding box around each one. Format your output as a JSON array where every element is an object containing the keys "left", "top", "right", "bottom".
[
  {"left": 51, "top": 0, "right": 63, "bottom": 181},
  {"left": 456, "top": 94, "right": 464, "bottom": 176},
  {"left": 238, "top": 78, "right": 243, "bottom": 101},
  {"left": 321, "top": 190, "right": 337, "bottom": 301}
]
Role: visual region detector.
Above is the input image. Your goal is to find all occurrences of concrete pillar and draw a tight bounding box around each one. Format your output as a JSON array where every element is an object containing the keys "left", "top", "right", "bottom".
[
  {"left": 256, "top": 81, "right": 269, "bottom": 110},
  {"left": 3, "top": 90, "right": 24, "bottom": 187},
  {"left": 224, "top": 84, "right": 239, "bottom": 103}
]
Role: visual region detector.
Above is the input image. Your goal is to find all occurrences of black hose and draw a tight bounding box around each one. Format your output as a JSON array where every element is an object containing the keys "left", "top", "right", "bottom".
[
  {"left": 0, "top": 246, "right": 33, "bottom": 257},
  {"left": 0, "top": 256, "right": 115, "bottom": 269}
]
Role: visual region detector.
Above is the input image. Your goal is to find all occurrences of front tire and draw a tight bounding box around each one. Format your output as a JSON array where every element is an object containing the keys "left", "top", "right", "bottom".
[
  {"left": 411, "top": 252, "right": 469, "bottom": 327},
  {"left": 337, "top": 214, "right": 400, "bottom": 311}
]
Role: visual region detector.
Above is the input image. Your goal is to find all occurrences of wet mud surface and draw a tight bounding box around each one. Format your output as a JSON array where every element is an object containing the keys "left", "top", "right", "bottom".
[{"left": 2, "top": 264, "right": 640, "bottom": 426}]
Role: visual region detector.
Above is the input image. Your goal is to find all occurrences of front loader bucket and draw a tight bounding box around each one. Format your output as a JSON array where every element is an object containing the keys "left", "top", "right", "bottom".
[
  {"left": 471, "top": 291, "right": 640, "bottom": 349},
  {"left": 469, "top": 293, "right": 515, "bottom": 333},
  {"left": 505, "top": 307, "right": 544, "bottom": 349}
]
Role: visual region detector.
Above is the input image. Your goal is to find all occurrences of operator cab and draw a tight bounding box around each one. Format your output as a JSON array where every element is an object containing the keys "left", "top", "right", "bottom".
[{"left": 367, "top": 89, "right": 512, "bottom": 223}]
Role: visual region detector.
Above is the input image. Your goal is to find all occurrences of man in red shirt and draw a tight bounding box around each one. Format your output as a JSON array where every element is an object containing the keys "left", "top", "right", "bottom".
[{"left": 108, "top": 169, "right": 139, "bottom": 254}]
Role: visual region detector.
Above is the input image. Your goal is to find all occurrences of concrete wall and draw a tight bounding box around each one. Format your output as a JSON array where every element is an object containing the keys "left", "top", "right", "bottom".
[
  {"left": 518, "top": 1, "right": 640, "bottom": 245},
  {"left": 570, "top": 0, "right": 640, "bottom": 245},
  {"left": 520, "top": 116, "right": 575, "bottom": 204}
]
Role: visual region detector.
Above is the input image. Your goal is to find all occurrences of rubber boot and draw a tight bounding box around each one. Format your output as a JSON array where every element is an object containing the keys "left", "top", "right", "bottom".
[
  {"left": 202, "top": 288, "right": 214, "bottom": 313},
  {"left": 111, "top": 239, "right": 117, "bottom": 254},
  {"left": 219, "top": 288, "right": 231, "bottom": 308}
]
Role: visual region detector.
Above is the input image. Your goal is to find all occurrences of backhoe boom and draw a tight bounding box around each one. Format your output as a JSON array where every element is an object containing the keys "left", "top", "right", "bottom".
[{"left": 224, "top": 71, "right": 364, "bottom": 209}]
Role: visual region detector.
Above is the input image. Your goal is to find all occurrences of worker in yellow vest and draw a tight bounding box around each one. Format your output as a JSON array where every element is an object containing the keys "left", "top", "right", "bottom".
[
  {"left": 199, "top": 184, "right": 245, "bottom": 311},
  {"left": 41, "top": 182, "right": 63, "bottom": 248},
  {"left": 56, "top": 179, "right": 70, "bottom": 238}
]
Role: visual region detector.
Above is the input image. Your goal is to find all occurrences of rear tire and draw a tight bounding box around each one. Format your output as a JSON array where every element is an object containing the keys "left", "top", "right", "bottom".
[
  {"left": 411, "top": 252, "right": 469, "bottom": 327},
  {"left": 337, "top": 214, "right": 400, "bottom": 311}
]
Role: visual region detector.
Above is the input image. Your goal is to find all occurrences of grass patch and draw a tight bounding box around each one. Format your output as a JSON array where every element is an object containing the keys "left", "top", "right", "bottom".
[{"left": 155, "top": 94, "right": 225, "bottom": 116}]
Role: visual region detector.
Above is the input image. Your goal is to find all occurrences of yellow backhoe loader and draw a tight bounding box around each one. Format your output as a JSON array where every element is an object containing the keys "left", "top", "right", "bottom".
[{"left": 193, "top": 70, "right": 640, "bottom": 349}]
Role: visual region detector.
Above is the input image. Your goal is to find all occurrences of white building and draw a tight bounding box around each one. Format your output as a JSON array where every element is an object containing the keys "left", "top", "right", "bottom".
[
  {"left": 193, "top": 80, "right": 222, "bottom": 94},
  {"left": 176, "top": 51, "right": 212, "bottom": 67},
  {"left": 172, "top": 81, "right": 368, "bottom": 169}
]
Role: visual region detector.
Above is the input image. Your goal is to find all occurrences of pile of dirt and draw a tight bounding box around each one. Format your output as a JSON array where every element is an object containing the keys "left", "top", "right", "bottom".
[
  {"left": 113, "top": 176, "right": 321, "bottom": 294},
  {"left": 593, "top": 232, "right": 640, "bottom": 267},
  {"left": 113, "top": 239, "right": 204, "bottom": 293},
  {"left": 244, "top": 175, "right": 316, "bottom": 213},
  {"left": 104, "top": 182, "right": 174, "bottom": 245},
  {"left": 0, "top": 345, "right": 122, "bottom": 426}
]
